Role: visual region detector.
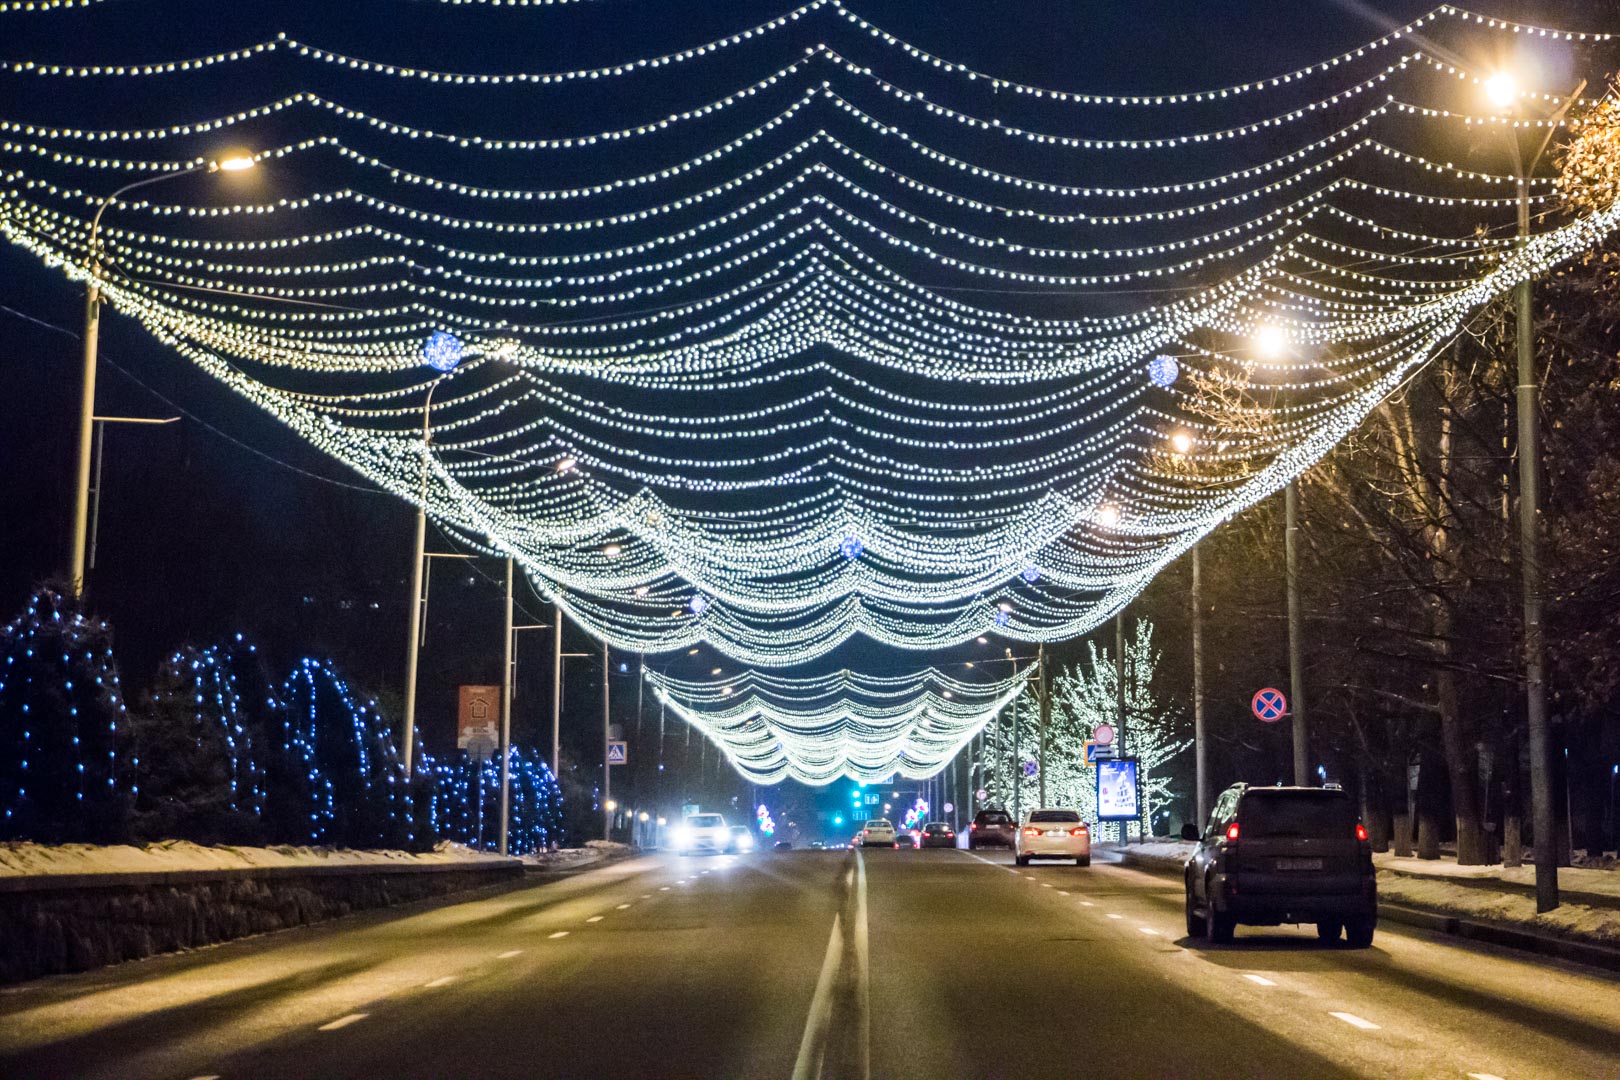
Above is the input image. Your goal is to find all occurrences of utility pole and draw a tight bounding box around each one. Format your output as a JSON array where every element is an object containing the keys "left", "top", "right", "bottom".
[
  {"left": 1116, "top": 612, "right": 1127, "bottom": 845},
  {"left": 1011, "top": 691, "right": 1022, "bottom": 822},
  {"left": 1193, "top": 543, "right": 1210, "bottom": 827},
  {"left": 603, "top": 639, "right": 612, "bottom": 840},
  {"left": 1037, "top": 643, "right": 1050, "bottom": 807},
  {"left": 551, "top": 601, "right": 563, "bottom": 776},
  {"left": 498, "top": 558, "right": 514, "bottom": 855},
  {"left": 1286, "top": 479, "right": 1310, "bottom": 786}
]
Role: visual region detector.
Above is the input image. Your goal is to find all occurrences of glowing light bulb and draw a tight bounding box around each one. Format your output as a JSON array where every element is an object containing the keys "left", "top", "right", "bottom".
[
  {"left": 1095, "top": 504, "right": 1121, "bottom": 528},
  {"left": 1484, "top": 71, "right": 1518, "bottom": 110},
  {"left": 1253, "top": 324, "right": 1289, "bottom": 360},
  {"left": 1169, "top": 431, "right": 1194, "bottom": 455},
  {"left": 214, "top": 153, "right": 256, "bottom": 172}
]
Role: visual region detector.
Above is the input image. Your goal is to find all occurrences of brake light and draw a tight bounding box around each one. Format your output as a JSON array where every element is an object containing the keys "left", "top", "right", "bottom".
[
  {"left": 1070, "top": 827, "right": 1088, "bottom": 837},
  {"left": 1023, "top": 827, "right": 1040, "bottom": 837},
  {"left": 1355, "top": 823, "right": 1368, "bottom": 841},
  {"left": 969, "top": 824, "right": 977, "bottom": 831},
  {"left": 863, "top": 829, "right": 870, "bottom": 836},
  {"left": 1225, "top": 822, "right": 1240, "bottom": 841},
  {"left": 945, "top": 832, "right": 954, "bottom": 838}
]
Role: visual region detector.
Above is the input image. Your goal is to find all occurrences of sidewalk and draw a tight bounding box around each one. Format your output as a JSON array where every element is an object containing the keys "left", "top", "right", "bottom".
[{"left": 1099, "top": 840, "right": 1620, "bottom": 969}]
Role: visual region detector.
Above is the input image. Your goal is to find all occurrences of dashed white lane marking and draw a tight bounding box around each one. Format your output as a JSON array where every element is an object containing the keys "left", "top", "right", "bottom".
[
  {"left": 1467, "top": 1074, "right": 1506, "bottom": 1080},
  {"left": 1329, "top": 1012, "right": 1380, "bottom": 1031},
  {"left": 318, "top": 1013, "right": 368, "bottom": 1032},
  {"left": 1106, "top": 913, "right": 1123, "bottom": 920},
  {"left": 187, "top": 1075, "right": 221, "bottom": 1079},
  {"left": 1080, "top": 901, "right": 1096, "bottom": 907},
  {"left": 1057, "top": 890, "right": 1070, "bottom": 896},
  {"left": 423, "top": 976, "right": 456, "bottom": 988},
  {"left": 1040, "top": 883, "right": 1053, "bottom": 888},
  {"left": 1137, "top": 927, "right": 1158, "bottom": 935},
  {"left": 640, "top": 893, "right": 652, "bottom": 899},
  {"left": 548, "top": 931, "right": 570, "bottom": 939},
  {"left": 586, "top": 915, "right": 604, "bottom": 923},
  {"left": 616, "top": 903, "right": 631, "bottom": 910},
  {"left": 1242, "top": 974, "right": 1277, "bottom": 987},
  {"left": 659, "top": 886, "right": 671, "bottom": 891},
  {"left": 498, "top": 949, "right": 524, "bottom": 959}
]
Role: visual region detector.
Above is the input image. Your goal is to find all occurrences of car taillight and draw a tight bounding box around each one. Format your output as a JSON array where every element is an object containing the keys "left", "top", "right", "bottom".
[
  {"left": 1225, "top": 822, "right": 1240, "bottom": 841},
  {"left": 969, "top": 824, "right": 977, "bottom": 831},
  {"left": 1070, "top": 827, "right": 1088, "bottom": 837},
  {"left": 945, "top": 832, "right": 954, "bottom": 838},
  {"left": 1355, "top": 823, "right": 1368, "bottom": 841},
  {"left": 863, "top": 829, "right": 870, "bottom": 836},
  {"left": 1023, "top": 827, "right": 1040, "bottom": 837}
]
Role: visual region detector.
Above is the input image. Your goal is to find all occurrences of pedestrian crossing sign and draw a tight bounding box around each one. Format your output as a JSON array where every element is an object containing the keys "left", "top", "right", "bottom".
[{"left": 607, "top": 740, "right": 628, "bottom": 765}]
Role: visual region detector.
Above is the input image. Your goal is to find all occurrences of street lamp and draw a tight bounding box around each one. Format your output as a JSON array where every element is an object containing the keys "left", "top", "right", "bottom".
[
  {"left": 400, "top": 330, "right": 464, "bottom": 779},
  {"left": 1487, "top": 69, "right": 1586, "bottom": 913},
  {"left": 68, "top": 153, "right": 257, "bottom": 599}
]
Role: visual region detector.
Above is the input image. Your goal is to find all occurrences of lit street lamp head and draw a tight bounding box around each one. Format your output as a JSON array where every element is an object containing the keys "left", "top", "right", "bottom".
[
  {"left": 1484, "top": 71, "right": 1519, "bottom": 111},
  {"left": 213, "top": 153, "right": 257, "bottom": 173}
]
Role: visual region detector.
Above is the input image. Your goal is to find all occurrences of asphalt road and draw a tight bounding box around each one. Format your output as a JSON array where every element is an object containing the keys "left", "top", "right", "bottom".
[{"left": 1, "top": 847, "right": 1616, "bottom": 1079}]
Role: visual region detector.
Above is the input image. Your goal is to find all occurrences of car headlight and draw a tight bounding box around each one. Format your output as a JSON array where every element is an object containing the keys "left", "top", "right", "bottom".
[
  {"left": 737, "top": 834, "right": 754, "bottom": 849},
  {"left": 671, "top": 827, "right": 691, "bottom": 848}
]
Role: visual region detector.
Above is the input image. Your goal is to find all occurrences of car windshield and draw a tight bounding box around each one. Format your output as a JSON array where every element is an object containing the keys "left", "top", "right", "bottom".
[
  {"left": 1029, "top": 810, "right": 1081, "bottom": 823},
  {"left": 1238, "top": 793, "right": 1355, "bottom": 839},
  {"left": 688, "top": 815, "right": 724, "bottom": 828}
]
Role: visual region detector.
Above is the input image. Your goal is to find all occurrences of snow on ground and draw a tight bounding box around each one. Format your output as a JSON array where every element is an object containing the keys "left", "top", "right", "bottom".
[
  {"left": 0, "top": 839, "right": 514, "bottom": 878},
  {"left": 1375, "top": 854, "right": 1620, "bottom": 899}
]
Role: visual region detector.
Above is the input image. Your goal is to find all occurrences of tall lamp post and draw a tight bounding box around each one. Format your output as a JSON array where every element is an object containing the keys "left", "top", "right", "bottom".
[
  {"left": 400, "top": 330, "right": 465, "bottom": 778},
  {"left": 69, "top": 153, "right": 257, "bottom": 599},
  {"left": 1486, "top": 71, "right": 1585, "bottom": 913}
]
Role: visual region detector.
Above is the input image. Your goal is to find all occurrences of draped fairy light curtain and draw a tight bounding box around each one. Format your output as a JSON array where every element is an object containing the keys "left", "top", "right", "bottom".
[{"left": 3, "top": 1, "right": 1618, "bottom": 777}]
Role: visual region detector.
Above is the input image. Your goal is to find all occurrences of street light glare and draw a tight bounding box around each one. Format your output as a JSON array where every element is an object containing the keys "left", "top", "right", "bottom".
[
  {"left": 1253, "top": 324, "right": 1289, "bottom": 360},
  {"left": 1095, "top": 503, "right": 1121, "bottom": 529},
  {"left": 1170, "top": 431, "right": 1194, "bottom": 455},
  {"left": 215, "top": 154, "right": 256, "bottom": 172},
  {"left": 1484, "top": 71, "right": 1518, "bottom": 110}
]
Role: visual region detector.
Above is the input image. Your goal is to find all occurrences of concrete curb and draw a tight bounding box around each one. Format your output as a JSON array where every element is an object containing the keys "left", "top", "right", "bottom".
[
  {"left": 0, "top": 858, "right": 522, "bottom": 893},
  {"left": 1105, "top": 845, "right": 1620, "bottom": 974}
]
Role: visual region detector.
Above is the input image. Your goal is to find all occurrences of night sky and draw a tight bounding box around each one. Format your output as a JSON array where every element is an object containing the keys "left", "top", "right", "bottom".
[{"left": 0, "top": 0, "right": 1598, "bottom": 787}]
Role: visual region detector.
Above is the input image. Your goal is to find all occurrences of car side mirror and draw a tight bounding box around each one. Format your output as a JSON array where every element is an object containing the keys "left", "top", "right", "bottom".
[{"left": 1179, "top": 823, "right": 1200, "bottom": 842}]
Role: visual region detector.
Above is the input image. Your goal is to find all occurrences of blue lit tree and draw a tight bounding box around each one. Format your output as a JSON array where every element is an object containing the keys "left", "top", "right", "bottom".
[
  {"left": 0, "top": 587, "right": 131, "bottom": 842},
  {"left": 427, "top": 746, "right": 562, "bottom": 855}
]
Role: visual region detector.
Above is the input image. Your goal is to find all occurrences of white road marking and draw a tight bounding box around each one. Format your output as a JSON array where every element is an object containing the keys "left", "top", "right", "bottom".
[
  {"left": 318, "top": 1013, "right": 367, "bottom": 1032},
  {"left": 1057, "top": 890, "right": 1070, "bottom": 896},
  {"left": 640, "top": 893, "right": 652, "bottom": 899},
  {"left": 616, "top": 903, "right": 631, "bottom": 910},
  {"left": 1467, "top": 1074, "right": 1506, "bottom": 1080},
  {"left": 423, "top": 976, "right": 456, "bottom": 988},
  {"left": 1106, "top": 913, "right": 1123, "bottom": 920},
  {"left": 1041, "top": 883, "right": 1053, "bottom": 888},
  {"left": 498, "top": 949, "right": 524, "bottom": 959},
  {"left": 792, "top": 850, "right": 870, "bottom": 1080},
  {"left": 659, "top": 886, "right": 671, "bottom": 891},
  {"left": 187, "top": 1075, "right": 221, "bottom": 1080},
  {"left": 1242, "top": 974, "right": 1277, "bottom": 987},
  {"left": 1080, "top": 901, "right": 1096, "bottom": 907},
  {"left": 1329, "top": 1012, "right": 1380, "bottom": 1031},
  {"left": 548, "top": 931, "right": 570, "bottom": 939},
  {"left": 586, "top": 915, "right": 604, "bottom": 923},
  {"left": 1137, "top": 927, "right": 1158, "bottom": 935}
]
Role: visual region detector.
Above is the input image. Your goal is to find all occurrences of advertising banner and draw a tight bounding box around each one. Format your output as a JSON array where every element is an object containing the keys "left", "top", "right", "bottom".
[
  {"left": 1096, "top": 758, "right": 1141, "bottom": 822},
  {"left": 457, "top": 685, "right": 501, "bottom": 759}
]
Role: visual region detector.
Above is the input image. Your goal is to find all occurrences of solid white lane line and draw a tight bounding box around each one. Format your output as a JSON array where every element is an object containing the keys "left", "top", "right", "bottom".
[
  {"left": 187, "top": 1075, "right": 221, "bottom": 1079},
  {"left": 1242, "top": 974, "right": 1277, "bottom": 987},
  {"left": 616, "top": 903, "right": 631, "bottom": 910},
  {"left": 791, "top": 911, "right": 844, "bottom": 1080},
  {"left": 318, "top": 1013, "right": 368, "bottom": 1032},
  {"left": 498, "top": 949, "right": 524, "bottom": 959},
  {"left": 1329, "top": 1012, "right": 1380, "bottom": 1031},
  {"left": 586, "top": 915, "right": 604, "bottom": 923},
  {"left": 548, "top": 931, "right": 570, "bottom": 939},
  {"left": 423, "top": 976, "right": 457, "bottom": 988}
]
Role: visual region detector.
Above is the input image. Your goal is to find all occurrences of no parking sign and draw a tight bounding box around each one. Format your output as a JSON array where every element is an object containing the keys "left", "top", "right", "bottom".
[{"left": 1252, "top": 687, "right": 1287, "bottom": 723}]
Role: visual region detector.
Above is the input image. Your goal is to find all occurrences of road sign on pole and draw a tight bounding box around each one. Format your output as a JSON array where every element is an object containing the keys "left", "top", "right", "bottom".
[
  {"left": 607, "top": 740, "right": 628, "bottom": 765},
  {"left": 1093, "top": 723, "right": 1115, "bottom": 746},
  {"left": 1252, "top": 688, "right": 1287, "bottom": 723}
]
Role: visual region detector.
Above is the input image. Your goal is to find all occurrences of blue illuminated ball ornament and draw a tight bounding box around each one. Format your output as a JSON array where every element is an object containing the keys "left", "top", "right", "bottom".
[
  {"left": 422, "top": 330, "right": 464, "bottom": 373},
  {"left": 689, "top": 594, "right": 709, "bottom": 615},
  {"left": 841, "top": 536, "right": 864, "bottom": 559},
  {"left": 1021, "top": 565, "right": 1040, "bottom": 584},
  {"left": 1148, "top": 354, "right": 1179, "bottom": 388},
  {"left": 994, "top": 610, "right": 1011, "bottom": 627}
]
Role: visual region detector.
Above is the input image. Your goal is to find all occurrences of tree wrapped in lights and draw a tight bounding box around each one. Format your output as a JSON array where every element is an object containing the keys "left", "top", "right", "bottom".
[
  {"left": 0, "top": 588, "right": 130, "bottom": 842},
  {"left": 129, "top": 638, "right": 269, "bottom": 843},
  {"left": 425, "top": 747, "right": 563, "bottom": 855}
]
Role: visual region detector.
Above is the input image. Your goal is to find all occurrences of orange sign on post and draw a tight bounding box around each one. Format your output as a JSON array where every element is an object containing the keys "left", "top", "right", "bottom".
[{"left": 458, "top": 685, "right": 501, "bottom": 759}]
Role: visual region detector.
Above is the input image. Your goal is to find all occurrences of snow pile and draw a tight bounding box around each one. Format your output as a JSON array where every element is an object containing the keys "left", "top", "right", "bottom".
[
  {"left": 1378, "top": 871, "right": 1620, "bottom": 948},
  {"left": 0, "top": 839, "right": 513, "bottom": 878},
  {"left": 1375, "top": 854, "right": 1620, "bottom": 900}
]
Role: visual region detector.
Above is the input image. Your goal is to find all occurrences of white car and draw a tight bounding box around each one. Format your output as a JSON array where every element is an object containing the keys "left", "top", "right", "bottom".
[
  {"left": 674, "top": 813, "right": 730, "bottom": 855},
  {"left": 860, "top": 819, "right": 897, "bottom": 847},
  {"left": 1015, "top": 809, "right": 1091, "bottom": 866}
]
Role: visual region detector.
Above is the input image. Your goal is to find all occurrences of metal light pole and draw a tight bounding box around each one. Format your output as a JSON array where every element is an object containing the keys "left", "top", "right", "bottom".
[
  {"left": 498, "top": 558, "right": 514, "bottom": 855},
  {"left": 1115, "top": 611, "right": 1127, "bottom": 844},
  {"left": 1010, "top": 690, "right": 1022, "bottom": 823},
  {"left": 68, "top": 155, "right": 256, "bottom": 600},
  {"left": 1192, "top": 543, "right": 1210, "bottom": 828},
  {"left": 1490, "top": 73, "right": 1584, "bottom": 913},
  {"left": 1037, "top": 643, "right": 1050, "bottom": 807},
  {"left": 86, "top": 415, "right": 179, "bottom": 575},
  {"left": 552, "top": 601, "right": 564, "bottom": 775},
  {"left": 1285, "top": 479, "right": 1309, "bottom": 786},
  {"left": 603, "top": 640, "right": 612, "bottom": 840}
]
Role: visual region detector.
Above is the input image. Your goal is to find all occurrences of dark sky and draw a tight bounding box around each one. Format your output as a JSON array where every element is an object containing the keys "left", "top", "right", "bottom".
[{"left": 0, "top": 0, "right": 1605, "bottom": 767}]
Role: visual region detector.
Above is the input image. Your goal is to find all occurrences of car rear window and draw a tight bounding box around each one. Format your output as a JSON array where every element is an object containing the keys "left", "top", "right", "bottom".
[
  {"left": 924, "top": 823, "right": 949, "bottom": 832},
  {"left": 866, "top": 820, "right": 891, "bottom": 829},
  {"left": 1029, "top": 810, "right": 1081, "bottom": 823},
  {"left": 688, "top": 815, "right": 724, "bottom": 828},
  {"left": 976, "top": 812, "right": 1011, "bottom": 824},
  {"left": 1238, "top": 793, "right": 1355, "bottom": 839}
]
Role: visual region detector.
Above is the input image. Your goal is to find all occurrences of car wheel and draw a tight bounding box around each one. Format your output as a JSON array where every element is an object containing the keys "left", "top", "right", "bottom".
[
  {"left": 1316, "top": 920, "right": 1343, "bottom": 943},
  {"left": 1344, "top": 916, "right": 1376, "bottom": 949},
  {"left": 1076, "top": 856, "right": 1090, "bottom": 867},
  {"left": 1205, "top": 881, "right": 1235, "bottom": 943},
  {"left": 1015, "top": 854, "right": 1029, "bottom": 866},
  {"left": 1184, "top": 885, "right": 1204, "bottom": 938}
]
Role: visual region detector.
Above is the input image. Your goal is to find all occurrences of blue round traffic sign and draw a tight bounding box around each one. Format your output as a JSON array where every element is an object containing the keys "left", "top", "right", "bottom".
[{"left": 1252, "top": 687, "right": 1287, "bottom": 722}]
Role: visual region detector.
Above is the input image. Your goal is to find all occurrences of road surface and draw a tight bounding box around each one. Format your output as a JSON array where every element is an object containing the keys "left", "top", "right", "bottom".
[{"left": 0, "top": 848, "right": 1615, "bottom": 1078}]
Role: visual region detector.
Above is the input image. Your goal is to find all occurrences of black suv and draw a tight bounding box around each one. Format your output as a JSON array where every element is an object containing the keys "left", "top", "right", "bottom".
[
  {"left": 968, "top": 808, "right": 1015, "bottom": 849},
  {"left": 1182, "top": 784, "right": 1376, "bottom": 947}
]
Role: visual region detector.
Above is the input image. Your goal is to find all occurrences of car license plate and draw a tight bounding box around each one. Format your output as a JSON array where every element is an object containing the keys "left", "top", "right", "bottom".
[
  {"left": 1046, "top": 830, "right": 1064, "bottom": 837},
  {"left": 1276, "top": 857, "right": 1323, "bottom": 871}
]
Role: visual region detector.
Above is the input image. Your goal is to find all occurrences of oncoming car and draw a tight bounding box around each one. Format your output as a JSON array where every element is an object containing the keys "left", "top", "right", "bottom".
[
  {"left": 729, "top": 825, "right": 755, "bottom": 852},
  {"left": 1014, "top": 809, "right": 1091, "bottom": 866},
  {"left": 672, "top": 813, "right": 731, "bottom": 855},
  {"left": 861, "top": 819, "right": 897, "bottom": 846},
  {"left": 1182, "top": 784, "right": 1376, "bottom": 946}
]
